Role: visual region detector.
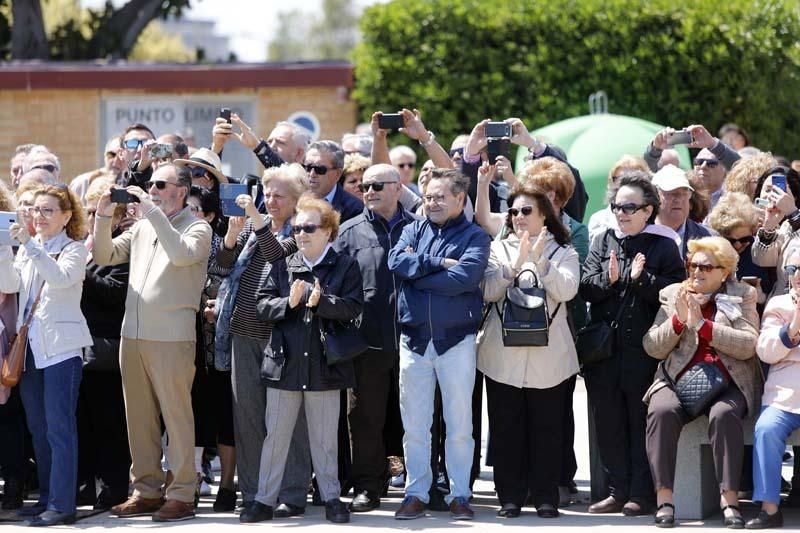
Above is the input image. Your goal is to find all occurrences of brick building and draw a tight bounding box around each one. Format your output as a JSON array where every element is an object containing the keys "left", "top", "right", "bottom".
[{"left": 0, "top": 61, "right": 356, "bottom": 183}]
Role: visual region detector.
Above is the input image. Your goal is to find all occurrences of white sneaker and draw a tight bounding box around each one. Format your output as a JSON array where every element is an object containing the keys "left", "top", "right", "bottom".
[
  {"left": 199, "top": 479, "right": 212, "bottom": 496},
  {"left": 389, "top": 473, "right": 405, "bottom": 488}
]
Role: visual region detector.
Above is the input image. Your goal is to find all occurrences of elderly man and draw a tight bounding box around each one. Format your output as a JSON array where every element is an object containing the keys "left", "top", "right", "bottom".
[
  {"left": 70, "top": 136, "right": 126, "bottom": 203},
  {"left": 17, "top": 168, "right": 58, "bottom": 189},
  {"left": 336, "top": 164, "right": 419, "bottom": 513},
  {"left": 305, "top": 140, "right": 363, "bottom": 222},
  {"left": 22, "top": 146, "right": 61, "bottom": 181},
  {"left": 213, "top": 115, "right": 308, "bottom": 167},
  {"left": 342, "top": 133, "right": 373, "bottom": 157},
  {"left": 388, "top": 168, "right": 491, "bottom": 521},
  {"left": 652, "top": 164, "right": 712, "bottom": 258},
  {"left": 94, "top": 164, "right": 211, "bottom": 523},
  {"left": 390, "top": 146, "right": 419, "bottom": 194},
  {"left": 9, "top": 144, "right": 35, "bottom": 189}
]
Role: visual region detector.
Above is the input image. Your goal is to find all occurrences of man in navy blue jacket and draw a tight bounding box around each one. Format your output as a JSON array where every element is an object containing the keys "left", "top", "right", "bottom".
[{"left": 388, "top": 168, "right": 491, "bottom": 521}]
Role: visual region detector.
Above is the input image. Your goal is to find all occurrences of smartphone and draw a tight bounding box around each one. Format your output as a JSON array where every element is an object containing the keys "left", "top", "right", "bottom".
[
  {"left": 666, "top": 129, "right": 693, "bottom": 146},
  {"left": 755, "top": 197, "right": 770, "bottom": 208},
  {"left": 378, "top": 113, "right": 404, "bottom": 130},
  {"left": 771, "top": 174, "right": 787, "bottom": 192},
  {"left": 110, "top": 188, "right": 141, "bottom": 204},
  {"left": 0, "top": 211, "right": 17, "bottom": 246},
  {"left": 487, "top": 137, "right": 511, "bottom": 165},
  {"left": 148, "top": 143, "right": 173, "bottom": 159},
  {"left": 219, "top": 107, "right": 232, "bottom": 124},
  {"left": 485, "top": 121, "right": 512, "bottom": 138},
  {"left": 741, "top": 276, "right": 761, "bottom": 287}
]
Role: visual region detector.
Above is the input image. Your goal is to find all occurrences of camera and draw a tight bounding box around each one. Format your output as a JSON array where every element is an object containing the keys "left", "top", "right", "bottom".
[
  {"left": 378, "top": 113, "right": 404, "bottom": 130},
  {"left": 666, "top": 129, "right": 693, "bottom": 146},
  {"left": 148, "top": 143, "right": 173, "bottom": 159},
  {"left": 485, "top": 121, "right": 512, "bottom": 138}
]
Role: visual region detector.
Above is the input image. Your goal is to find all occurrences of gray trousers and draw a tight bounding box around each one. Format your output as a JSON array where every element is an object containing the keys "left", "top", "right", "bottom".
[
  {"left": 230, "top": 334, "right": 312, "bottom": 505},
  {"left": 255, "top": 388, "right": 341, "bottom": 506}
]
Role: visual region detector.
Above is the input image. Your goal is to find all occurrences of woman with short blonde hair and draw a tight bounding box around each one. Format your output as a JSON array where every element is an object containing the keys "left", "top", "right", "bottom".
[{"left": 725, "top": 153, "right": 776, "bottom": 199}]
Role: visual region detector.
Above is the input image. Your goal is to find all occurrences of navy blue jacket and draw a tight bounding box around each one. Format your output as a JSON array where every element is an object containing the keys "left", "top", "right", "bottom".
[
  {"left": 388, "top": 212, "right": 491, "bottom": 354},
  {"left": 331, "top": 185, "right": 364, "bottom": 224}
]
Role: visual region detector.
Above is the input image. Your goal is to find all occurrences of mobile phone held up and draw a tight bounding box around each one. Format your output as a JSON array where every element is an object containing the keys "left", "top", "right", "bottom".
[
  {"left": 378, "top": 113, "right": 404, "bottom": 130},
  {"left": 666, "top": 129, "right": 693, "bottom": 146},
  {"left": 110, "top": 188, "right": 140, "bottom": 204},
  {"left": 485, "top": 121, "right": 512, "bottom": 139},
  {"left": 148, "top": 143, "right": 173, "bottom": 159},
  {"left": 220, "top": 107, "right": 232, "bottom": 124},
  {"left": 771, "top": 174, "right": 787, "bottom": 192},
  {"left": 487, "top": 138, "right": 511, "bottom": 165}
]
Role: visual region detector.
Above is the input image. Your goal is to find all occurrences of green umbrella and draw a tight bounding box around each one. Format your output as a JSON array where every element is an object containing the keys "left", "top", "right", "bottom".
[{"left": 515, "top": 114, "right": 691, "bottom": 220}]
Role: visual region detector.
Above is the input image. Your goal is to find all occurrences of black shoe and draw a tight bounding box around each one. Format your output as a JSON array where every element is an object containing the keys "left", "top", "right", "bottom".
[
  {"left": 427, "top": 487, "right": 449, "bottom": 512},
  {"left": 722, "top": 504, "right": 745, "bottom": 529},
  {"left": 325, "top": 498, "right": 350, "bottom": 524},
  {"left": 239, "top": 501, "right": 273, "bottom": 523},
  {"left": 623, "top": 498, "right": 654, "bottom": 516},
  {"left": 497, "top": 503, "right": 521, "bottom": 518},
  {"left": 273, "top": 502, "right": 305, "bottom": 518},
  {"left": 26, "top": 510, "right": 77, "bottom": 527},
  {"left": 568, "top": 480, "right": 579, "bottom": 495},
  {"left": 537, "top": 503, "right": 559, "bottom": 518},
  {"left": 655, "top": 502, "right": 675, "bottom": 528},
  {"left": 745, "top": 509, "right": 783, "bottom": 529},
  {"left": 349, "top": 490, "right": 379, "bottom": 512},
  {"left": 1, "top": 478, "right": 23, "bottom": 510},
  {"left": 94, "top": 487, "right": 128, "bottom": 511},
  {"left": 213, "top": 487, "right": 237, "bottom": 512},
  {"left": 311, "top": 487, "right": 324, "bottom": 506},
  {"left": 17, "top": 504, "right": 47, "bottom": 517},
  {"left": 340, "top": 480, "right": 353, "bottom": 498}
]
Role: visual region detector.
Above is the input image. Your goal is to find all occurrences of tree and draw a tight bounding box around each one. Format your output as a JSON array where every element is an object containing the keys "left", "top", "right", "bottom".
[
  {"left": 267, "top": 0, "right": 359, "bottom": 61},
  {"left": 353, "top": 0, "right": 800, "bottom": 156}
]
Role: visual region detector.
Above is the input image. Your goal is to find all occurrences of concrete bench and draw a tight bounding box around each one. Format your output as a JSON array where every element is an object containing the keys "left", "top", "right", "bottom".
[{"left": 674, "top": 416, "right": 800, "bottom": 520}]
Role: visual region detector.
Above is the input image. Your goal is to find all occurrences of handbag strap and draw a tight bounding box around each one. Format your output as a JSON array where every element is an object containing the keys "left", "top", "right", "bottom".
[
  {"left": 22, "top": 282, "right": 45, "bottom": 329},
  {"left": 499, "top": 240, "right": 563, "bottom": 323}
]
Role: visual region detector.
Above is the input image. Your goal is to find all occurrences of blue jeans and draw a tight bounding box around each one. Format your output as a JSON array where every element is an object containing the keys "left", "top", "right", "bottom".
[
  {"left": 753, "top": 405, "right": 800, "bottom": 505},
  {"left": 399, "top": 334, "right": 476, "bottom": 503},
  {"left": 19, "top": 349, "right": 82, "bottom": 513}
]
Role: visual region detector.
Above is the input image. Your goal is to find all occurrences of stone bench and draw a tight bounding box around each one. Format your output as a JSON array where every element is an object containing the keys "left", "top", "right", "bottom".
[{"left": 674, "top": 416, "right": 800, "bottom": 520}]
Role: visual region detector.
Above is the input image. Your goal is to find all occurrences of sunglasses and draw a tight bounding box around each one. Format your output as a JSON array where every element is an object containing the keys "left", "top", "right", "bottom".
[
  {"left": 357, "top": 181, "right": 397, "bottom": 193},
  {"left": 145, "top": 180, "right": 178, "bottom": 190},
  {"left": 124, "top": 139, "right": 146, "bottom": 150},
  {"left": 610, "top": 202, "right": 646, "bottom": 215},
  {"left": 32, "top": 164, "right": 57, "bottom": 173},
  {"left": 508, "top": 205, "right": 535, "bottom": 217},
  {"left": 784, "top": 265, "right": 800, "bottom": 277},
  {"left": 303, "top": 164, "right": 331, "bottom": 175},
  {"left": 291, "top": 223, "right": 322, "bottom": 235},
  {"left": 449, "top": 147, "right": 465, "bottom": 158},
  {"left": 397, "top": 162, "right": 416, "bottom": 169},
  {"left": 726, "top": 235, "right": 754, "bottom": 247},
  {"left": 693, "top": 158, "right": 720, "bottom": 168},
  {"left": 686, "top": 261, "right": 725, "bottom": 273}
]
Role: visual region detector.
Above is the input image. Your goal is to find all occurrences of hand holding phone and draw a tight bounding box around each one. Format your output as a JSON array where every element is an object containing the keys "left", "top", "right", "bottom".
[
  {"left": 110, "top": 188, "right": 141, "bottom": 204},
  {"left": 487, "top": 138, "right": 511, "bottom": 165},
  {"left": 220, "top": 108, "right": 232, "bottom": 124},
  {"left": 771, "top": 174, "right": 787, "bottom": 192},
  {"left": 378, "top": 113, "right": 404, "bottom": 130},
  {"left": 485, "top": 121, "right": 512, "bottom": 138},
  {"left": 666, "top": 129, "right": 693, "bottom": 146}
]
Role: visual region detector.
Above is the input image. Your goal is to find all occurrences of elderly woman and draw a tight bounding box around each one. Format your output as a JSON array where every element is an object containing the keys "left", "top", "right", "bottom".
[
  {"left": 749, "top": 249, "right": 800, "bottom": 529},
  {"left": 580, "top": 172, "right": 685, "bottom": 517},
  {"left": 240, "top": 196, "right": 363, "bottom": 524},
  {"left": 587, "top": 155, "right": 651, "bottom": 242},
  {"left": 724, "top": 153, "right": 776, "bottom": 200},
  {"left": 478, "top": 182, "right": 578, "bottom": 518},
  {"left": 642, "top": 237, "right": 760, "bottom": 528},
  {"left": 0, "top": 184, "right": 91, "bottom": 526},
  {"left": 213, "top": 163, "right": 305, "bottom": 512},
  {"left": 341, "top": 153, "right": 370, "bottom": 201}
]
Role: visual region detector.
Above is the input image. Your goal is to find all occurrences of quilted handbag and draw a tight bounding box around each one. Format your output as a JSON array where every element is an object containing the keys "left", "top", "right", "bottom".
[{"left": 662, "top": 360, "right": 729, "bottom": 419}]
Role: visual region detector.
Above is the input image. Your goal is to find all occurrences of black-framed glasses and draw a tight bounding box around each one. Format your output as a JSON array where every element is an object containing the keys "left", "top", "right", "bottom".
[
  {"left": 124, "top": 139, "right": 146, "bottom": 150},
  {"left": 686, "top": 261, "right": 725, "bottom": 273},
  {"left": 726, "top": 235, "right": 754, "bottom": 247},
  {"left": 610, "top": 202, "right": 646, "bottom": 215},
  {"left": 397, "top": 162, "right": 416, "bottom": 169},
  {"left": 449, "top": 147, "right": 465, "bottom": 158},
  {"left": 303, "top": 164, "right": 331, "bottom": 175},
  {"left": 784, "top": 265, "right": 800, "bottom": 277},
  {"left": 32, "top": 164, "right": 57, "bottom": 173},
  {"left": 145, "top": 180, "right": 178, "bottom": 190},
  {"left": 357, "top": 181, "right": 397, "bottom": 193},
  {"left": 693, "top": 158, "right": 720, "bottom": 168},
  {"left": 291, "top": 223, "right": 322, "bottom": 235},
  {"left": 508, "top": 205, "right": 535, "bottom": 217},
  {"left": 190, "top": 166, "right": 208, "bottom": 178}
]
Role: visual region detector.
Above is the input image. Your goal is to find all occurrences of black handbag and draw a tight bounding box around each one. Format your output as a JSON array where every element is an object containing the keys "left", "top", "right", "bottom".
[
  {"left": 661, "top": 357, "right": 729, "bottom": 419},
  {"left": 575, "top": 289, "right": 628, "bottom": 366},
  {"left": 260, "top": 327, "right": 286, "bottom": 382},
  {"left": 498, "top": 268, "right": 561, "bottom": 347},
  {"left": 320, "top": 316, "right": 369, "bottom": 366}
]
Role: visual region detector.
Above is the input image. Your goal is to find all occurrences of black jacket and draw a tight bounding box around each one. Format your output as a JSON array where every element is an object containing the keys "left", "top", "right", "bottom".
[
  {"left": 81, "top": 260, "right": 129, "bottom": 340},
  {"left": 255, "top": 247, "right": 364, "bottom": 391},
  {"left": 579, "top": 229, "right": 685, "bottom": 388},
  {"left": 331, "top": 185, "right": 364, "bottom": 223},
  {"left": 681, "top": 219, "right": 713, "bottom": 258},
  {"left": 335, "top": 205, "right": 420, "bottom": 356}
]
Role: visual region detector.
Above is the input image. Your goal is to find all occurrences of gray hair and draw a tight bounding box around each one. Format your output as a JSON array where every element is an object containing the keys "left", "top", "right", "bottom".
[
  {"left": 308, "top": 140, "right": 345, "bottom": 170},
  {"left": 275, "top": 121, "right": 311, "bottom": 148},
  {"left": 428, "top": 168, "right": 470, "bottom": 201},
  {"left": 263, "top": 163, "right": 309, "bottom": 200},
  {"left": 23, "top": 145, "right": 61, "bottom": 174},
  {"left": 390, "top": 145, "right": 417, "bottom": 163},
  {"left": 342, "top": 133, "right": 373, "bottom": 157}
]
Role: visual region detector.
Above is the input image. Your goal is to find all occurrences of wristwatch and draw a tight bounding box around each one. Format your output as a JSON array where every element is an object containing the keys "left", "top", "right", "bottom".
[{"left": 419, "top": 131, "right": 436, "bottom": 148}]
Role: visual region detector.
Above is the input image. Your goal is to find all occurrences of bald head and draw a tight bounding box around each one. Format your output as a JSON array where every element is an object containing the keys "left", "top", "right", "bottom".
[
  {"left": 18, "top": 169, "right": 58, "bottom": 189},
  {"left": 362, "top": 164, "right": 402, "bottom": 220}
]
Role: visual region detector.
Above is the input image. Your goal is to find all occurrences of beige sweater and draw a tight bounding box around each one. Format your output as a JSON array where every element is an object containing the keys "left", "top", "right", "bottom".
[{"left": 93, "top": 206, "right": 211, "bottom": 342}]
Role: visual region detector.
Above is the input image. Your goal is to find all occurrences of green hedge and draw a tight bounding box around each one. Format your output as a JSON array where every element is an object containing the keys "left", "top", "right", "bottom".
[{"left": 353, "top": 0, "right": 800, "bottom": 157}]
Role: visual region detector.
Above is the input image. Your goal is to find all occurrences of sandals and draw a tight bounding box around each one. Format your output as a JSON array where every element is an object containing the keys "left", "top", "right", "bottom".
[
  {"left": 655, "top": 502, "right": 675, "bottom": 528},
  {"left": 721, "top": 504, "right": 744, "bottom": 530}
]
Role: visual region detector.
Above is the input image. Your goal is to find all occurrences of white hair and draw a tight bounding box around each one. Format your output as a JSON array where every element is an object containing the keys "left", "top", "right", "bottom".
[
  {"left": 22, "top": 145, "right": 61, "bottom": 176},
  {"left": 390, "top": 145, "right": 417, "bottom": 163},
  {"left": 275, "top": 121, "right": 311, "bottom": 148}
]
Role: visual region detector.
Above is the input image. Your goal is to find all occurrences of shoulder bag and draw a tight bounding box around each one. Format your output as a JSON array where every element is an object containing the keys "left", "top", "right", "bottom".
[
  {"left": 0, "top": 282, "right": 45, "bottom": 387},
  {"left": 321, "top": 315, "right": 369, "bottom": 366},
  {"left": 575, "top": 287, "right": 628, "bottom": 366},
  {"left": 660, "top": 354, "right": 729, "bottom": 419}
]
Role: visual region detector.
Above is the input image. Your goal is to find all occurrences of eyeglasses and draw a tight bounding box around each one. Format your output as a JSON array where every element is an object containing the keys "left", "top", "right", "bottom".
[
  {"left": 32, "top": 164, "right": 57, "bottom": 173},
  {"left": 30, "top": 206, "right": 60, "bottom": 218},
  {"left": 291, "top": 223, "right": 322, "bottom": 235},
  {"left": 693, "top": 158, "right": 720, "bottom": 168},
  {"left": 726, "top": 235, "right": 754, "bottom": 247},
  {"left": 449, "top": 147, "right": 465, "bottom": 158},
  {"left": 686, "top": 261, "right": 725, "bottom": 273},
  {"left": 397, "top": 163, "right": 416, "bottom": 169},
  {"left": 423, "top": 194, "right": 448, "bottom": 204},
  {"left": 124, "top": 139, "right": 146, "bottom": 150},
  {"left": 784, "top": 265, "right": 800, "bottom": 277},
  {"left": 190, "top": 166, "right": 208, "bottom": 178},
  {"left": 357, "top": 181, "right": 397, "bottom": 193},
  {"left": 508, "top": 205, "right": 535, "bottom": 217},
  {"left": 145, "top": 180, "right": 179, "bottom": 190},
  {"left": 610, "top": 202, "right": 646, "bottom": 215},
  {"left": 303, "top": 164, "right": 331, "bottom": 175}
]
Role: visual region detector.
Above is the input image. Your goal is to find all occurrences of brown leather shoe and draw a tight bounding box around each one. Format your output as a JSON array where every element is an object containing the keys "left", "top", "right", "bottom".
[
  {"left": 394, "top": 496, "right": 425, "bottom": 520},
  {"left": 449, "top": 497, "right": 474, "bottom": 520},
  {"left": 152, "top": 499, "right": 195, "bottom": 522},
  {"left": 110, "top": 496, "right": 165, "bottom": 518},
  {"left": 588, "top": 496, "right": 625, "bottom": 514}
]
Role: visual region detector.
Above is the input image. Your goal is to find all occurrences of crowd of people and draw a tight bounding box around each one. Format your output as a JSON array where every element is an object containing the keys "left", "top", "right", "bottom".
[{"left": 0, "top": 110, "right": 798, "bottom": 531}]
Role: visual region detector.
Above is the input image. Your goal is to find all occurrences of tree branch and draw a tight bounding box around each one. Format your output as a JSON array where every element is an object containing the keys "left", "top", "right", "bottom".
[{"left": 11, "top": 0, "right": 49, "bottom": 59}]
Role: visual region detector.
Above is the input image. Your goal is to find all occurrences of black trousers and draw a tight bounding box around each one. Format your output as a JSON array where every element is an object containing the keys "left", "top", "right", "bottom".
[
  {"left": 347, "top": 350, "right": 401, "bottom": 496},
  {"left": 76, "top": 370, "right": 131, "bottom": 501},
  {"left": 486, "top": 375, "right": 567, "bottom": 507},
  {"left": 560, "top": 374, "right": 578, "bottom": 485},
  {"left": 585, "top": 375, "right": 654, "bottom": 502},
  {"left": 0, "top": 385, "right": 27, "bottom": 481}
]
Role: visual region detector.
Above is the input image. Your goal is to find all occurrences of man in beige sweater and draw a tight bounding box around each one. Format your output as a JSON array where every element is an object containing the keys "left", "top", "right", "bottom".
[{"left": 92, "top": 163, "right": 211, "bottom": 522}]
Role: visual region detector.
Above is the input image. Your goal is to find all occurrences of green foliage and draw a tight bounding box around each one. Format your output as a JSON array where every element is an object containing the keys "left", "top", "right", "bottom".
[
  {"left": 267, "top": 0, "right": 359, "bottom": 61},
  {"left": 353, "top": 0, "right": 800, "bottom": 156}
]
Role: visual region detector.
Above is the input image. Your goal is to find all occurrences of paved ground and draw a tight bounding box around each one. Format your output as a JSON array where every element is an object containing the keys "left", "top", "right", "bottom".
[{"left": 4, "top": 377, "right": 800, "bottom": 531}]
